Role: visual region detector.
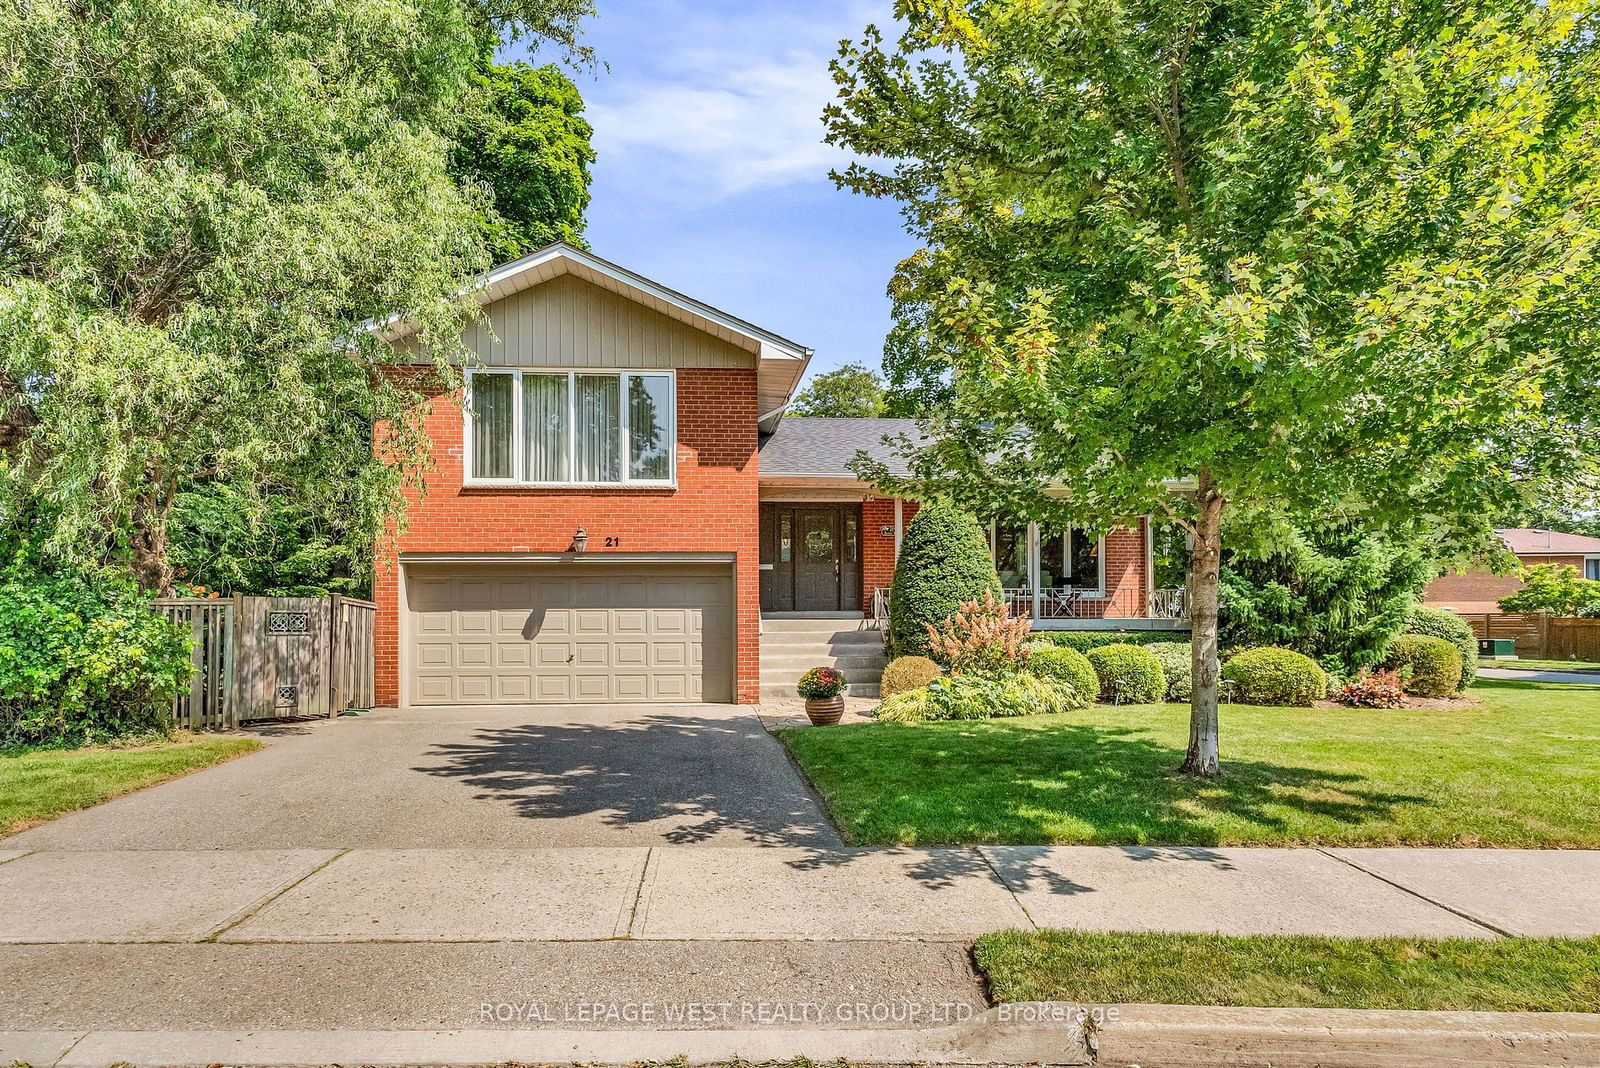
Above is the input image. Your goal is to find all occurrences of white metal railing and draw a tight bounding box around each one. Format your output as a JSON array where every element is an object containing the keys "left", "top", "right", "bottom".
[
  {"left": 871, "top": 586, "right": 891, "bottom": 628},
  {"left": 1000, "top": 586, "right": 1189, "bottom": 621}
]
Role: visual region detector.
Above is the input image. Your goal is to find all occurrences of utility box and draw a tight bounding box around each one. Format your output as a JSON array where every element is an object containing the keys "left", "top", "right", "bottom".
[{"left": 1478, "top": 637, "right": 1516, "bottom": 659}]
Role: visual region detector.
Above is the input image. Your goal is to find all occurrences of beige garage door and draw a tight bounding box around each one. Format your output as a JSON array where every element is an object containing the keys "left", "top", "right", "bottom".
[{"left": 406, "top": 563, "right": 735, "bottom": 705}]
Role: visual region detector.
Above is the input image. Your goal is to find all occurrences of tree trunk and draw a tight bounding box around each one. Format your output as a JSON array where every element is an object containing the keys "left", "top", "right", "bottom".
[
  {"left": 128, "top": 487, "right": 175, "bottom": 595},
  {"left": 1180, "top": 473, "right": 1225, "bottom": 777}
]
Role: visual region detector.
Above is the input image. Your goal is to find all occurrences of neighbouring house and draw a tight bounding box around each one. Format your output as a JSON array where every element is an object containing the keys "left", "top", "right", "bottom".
[
  {"left": 372, "top": 244, "right": 1186, "bottom": 707},
  {"left": 1424, "top": 527, "right": 1600, "bottom": 614}
]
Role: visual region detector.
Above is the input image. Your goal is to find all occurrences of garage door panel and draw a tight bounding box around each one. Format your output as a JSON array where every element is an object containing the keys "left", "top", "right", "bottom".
[{"left": 407, "top": 563, "right": 733, "bottom": 706}]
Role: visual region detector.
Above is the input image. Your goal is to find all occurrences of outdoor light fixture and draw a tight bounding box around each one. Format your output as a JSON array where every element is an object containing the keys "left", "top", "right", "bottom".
[{"left": 571, "top": 527, "right": 588, "bottom": 553}]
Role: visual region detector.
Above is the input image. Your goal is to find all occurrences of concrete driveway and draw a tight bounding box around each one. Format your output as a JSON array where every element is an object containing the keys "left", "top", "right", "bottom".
[{"left": 0, "top": 705, "right": 842, "bottom": 850}]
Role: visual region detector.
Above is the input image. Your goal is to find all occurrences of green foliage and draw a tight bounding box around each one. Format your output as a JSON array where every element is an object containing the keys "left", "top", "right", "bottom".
[
  {"left": 925, "top": 588, "right": 1031, "bottom": 675},
  {"left": 874, "top": 673, "right": 1080, "bottom": 724},
  {"left": 1499, "top": 565, "right": 1600, "bottom": 617},
  {"left": 1405, "top": 606, "right": 1479, "bottom": 691},
  {"left": 1335, "top": 669, "right": 1408, "bottom": 709},
  {"left": 0, "top": 549, "right": 190, "bottom": 749},
  {"left": 0, "top": 0, "right": 589, "bottom": 593},
  {"left": 169, "top": 483, "right": 367, "bottom": 596},
  {"left": 1219, "top": 522, "right": 1434, "bottom": 679},
  {"left": 1085, "top": 644, "right": 1166, "bottom": 705},
  {"left": 450, "top": 60, "right": 594, "bottom": 261},
  {"left": 880, "top": 655, "right": 941, "bottom": 698},
  {"left": 888, "top": 499, "right": 1002, "bottom": 658},
  {"left": 1146, "top": 642, "right": 1194, "bottom": 702},
  {"left": 788, "top": 363, "right": 886, "bottom": 418},
  {"left": 797, "top": 666, "right": 847, "bottom": 700},
  {"left": 1221, "top": 648, "right": 1328, "bottom": 707},
  {"left": 1383, "top": 636, "right": 1464, "bottom": 699},
  {"left": 1028, "top": 631, "right": 1181, "bottom": 652},
  {"left": 1023, "top": 645, "right": 1099, "bottom": 705}
]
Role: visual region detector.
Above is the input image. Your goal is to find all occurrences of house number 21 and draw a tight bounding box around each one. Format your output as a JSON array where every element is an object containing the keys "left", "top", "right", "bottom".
[{"left": 604, "top": 536, "right": 621, "bottom": 547}]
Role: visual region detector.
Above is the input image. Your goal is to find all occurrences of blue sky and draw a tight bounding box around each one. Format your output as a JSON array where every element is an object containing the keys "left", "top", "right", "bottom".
[{"left": 507, "top": 0, "right": 914, "bottom": 389}]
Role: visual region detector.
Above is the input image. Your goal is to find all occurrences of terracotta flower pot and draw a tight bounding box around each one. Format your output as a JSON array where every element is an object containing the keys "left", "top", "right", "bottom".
[{"left": 804, "top": 695, "right": 845, "bottom": 726}]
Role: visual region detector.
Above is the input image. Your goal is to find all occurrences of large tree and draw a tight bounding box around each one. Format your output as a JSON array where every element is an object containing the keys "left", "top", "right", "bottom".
[
  {"left": 789, "top": 362, "right": 889, "bottom": 418},
  {"left": 830, "top": 0, "right": 1600, "bottom": 774},
  {"left": 0, "top": 0, "right": 590, "bottom": 593}
]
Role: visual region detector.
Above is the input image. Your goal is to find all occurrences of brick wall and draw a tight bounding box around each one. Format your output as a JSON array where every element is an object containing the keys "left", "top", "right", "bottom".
[
  {"left": 1100, "top": 520, "right": 1150, "bottom": 618},
  {"left": 861, "top": 497, "right": 919, "bottom": 616},
  {"left": 374, "top": 367, "right": 761, "bottom": 705},
  {"left": 1424, "top": 553, "right": 1588, "bottom": 613}
]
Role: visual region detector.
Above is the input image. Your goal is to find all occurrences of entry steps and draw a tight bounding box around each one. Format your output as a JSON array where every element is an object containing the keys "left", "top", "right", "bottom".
[{"left": 759, "top": 617, "right": 888, "bottom": 701}]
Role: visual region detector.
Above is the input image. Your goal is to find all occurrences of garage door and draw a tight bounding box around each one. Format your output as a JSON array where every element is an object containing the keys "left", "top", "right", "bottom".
[{"left": 406, "top": 563, "right": 735, "bottom": 705}]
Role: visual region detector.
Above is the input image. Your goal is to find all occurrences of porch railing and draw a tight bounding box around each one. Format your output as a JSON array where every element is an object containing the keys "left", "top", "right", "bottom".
[{"left": 1000, "top": 586, "right": 1189, "bottom": 621}]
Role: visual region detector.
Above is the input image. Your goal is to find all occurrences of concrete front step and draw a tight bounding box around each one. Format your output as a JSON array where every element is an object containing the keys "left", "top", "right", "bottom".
[
  {"left": 762, "top": 653, "right": 888, "bottom": 673},
  {"left": 761, "top": 682, "right": 879, "bottom": 700},
  {"left": 759, "top": 616, "right": 878, "bottom": 632}
]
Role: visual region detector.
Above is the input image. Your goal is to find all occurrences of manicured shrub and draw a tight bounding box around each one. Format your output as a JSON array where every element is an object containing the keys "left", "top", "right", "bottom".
[
  {"left": 888, "top": 499, "right": 1003, "bottom": 659},
  {"left": 1028, "top": 630, "right": 1178, "bottom": 652},
  {"left": 797, "top": 666, "right": 847, "bottom": 699},
  {"left": 1145, "top": 641, "right": 1193, "bottom": 701},
  {"left": 1382, "top": 635, "right": 1463, "bottom": 698},
  {"left": 1084, "top": 643, "right": 1166, "bottom": 704},
  {"left": 1404, "top": 606, "right": 1477, "bottom": 690},
  {"left": 875, "top": 672, "right": 1081, "bottom": 724},
  {"left": 1024, "top": 645, "right": 1099, "bottom": 704},
  {"left": 0, "top": 562, "right": 190, "bottom": 749},
  {"left": 1336, "top": 669, "right": 1408, "bottom": 708},
  {"left": 1220, "top": 647, "right": 1328, "bottom": 706},
  {"left": 926, "top": 589, "right": 1031, "bottom": 674},
  {"left": 880, "top": 655, "right": 941, "bottom": 698}
]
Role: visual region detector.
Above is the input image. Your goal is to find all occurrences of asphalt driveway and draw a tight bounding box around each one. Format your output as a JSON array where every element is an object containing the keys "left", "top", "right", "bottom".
[{"left": 0, "top": 705, "right": 841, "bottom": 850}]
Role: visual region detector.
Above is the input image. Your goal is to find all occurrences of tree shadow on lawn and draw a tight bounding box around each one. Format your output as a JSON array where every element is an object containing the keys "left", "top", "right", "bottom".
[{"left": 786, "top": 720, "right": 1428, "bottom": 852}]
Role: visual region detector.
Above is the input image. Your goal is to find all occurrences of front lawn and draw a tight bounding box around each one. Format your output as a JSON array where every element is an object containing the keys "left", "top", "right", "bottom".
[
  {"left": 779, "top": 678, "right": 1600, "bottom": 847},
  {"left": 1492, "top": 658, "right": 1600, "bottom": 674},
  {"left": 0, "top": 735, "right": 261, "bottom": 836},
  {"left": 975, "top": 930, "right": 1600, "bottom": 1012}
]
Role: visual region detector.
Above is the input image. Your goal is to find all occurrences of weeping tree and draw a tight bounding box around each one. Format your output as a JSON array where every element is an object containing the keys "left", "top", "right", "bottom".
[
  {"left": 0, "top": 0, "right": 591, "bottom": 593},
  {"left": 832, "top": 0, "right": 1600, "bottom": 774}
]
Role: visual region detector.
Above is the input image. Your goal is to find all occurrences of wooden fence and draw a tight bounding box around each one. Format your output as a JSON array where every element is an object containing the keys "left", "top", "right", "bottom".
[
  {"left": 155, "top": 595, "right": 376, "bottom": 730},
  {"left": 1454, "top": 611, "right": 1600, "bottom": 661}
]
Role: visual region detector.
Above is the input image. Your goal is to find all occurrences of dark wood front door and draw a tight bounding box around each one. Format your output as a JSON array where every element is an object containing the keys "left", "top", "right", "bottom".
[{"left": 760, "top": 503, "right": 862, "bottom": 612}]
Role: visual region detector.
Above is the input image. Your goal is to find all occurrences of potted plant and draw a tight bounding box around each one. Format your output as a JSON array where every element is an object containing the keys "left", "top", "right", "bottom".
[{"left": 797, "top": 666, "right": 847, "bottom": 726}]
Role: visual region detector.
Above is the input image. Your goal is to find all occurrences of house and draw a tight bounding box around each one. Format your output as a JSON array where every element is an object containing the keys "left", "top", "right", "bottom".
[
  {"left": 1424, "top": 527, "right": 1600, "bottom": 614},
  {"left": 372, "top": 244, "right": 1184, "bottom": 707}
]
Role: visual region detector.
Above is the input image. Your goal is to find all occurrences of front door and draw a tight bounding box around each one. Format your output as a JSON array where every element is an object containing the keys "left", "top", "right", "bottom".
[
  {"left": 759, "top": 503, "right": 863, "bottom": 613},
  {"left": 794, "top": 508, "right": 841, "bottom": 611}
]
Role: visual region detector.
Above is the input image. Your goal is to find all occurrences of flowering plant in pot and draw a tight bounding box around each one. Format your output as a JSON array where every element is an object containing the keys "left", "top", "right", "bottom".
[{"left": 796, "top": 666, "right": 847, "bottom": 725}]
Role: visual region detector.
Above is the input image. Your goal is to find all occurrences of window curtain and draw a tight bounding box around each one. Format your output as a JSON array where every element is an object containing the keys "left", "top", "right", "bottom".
[
  {"left": 627, "top": 375, "right": 671, "bottom": 480},
  {"left": 523, "top": 373, "right": 569, "bottom": 482},
  {"left": 470, "top": 374, "right": 513, "bottom": 479},
  {"left": 574, "top": 374, "right": 620, "bottom": 482}
]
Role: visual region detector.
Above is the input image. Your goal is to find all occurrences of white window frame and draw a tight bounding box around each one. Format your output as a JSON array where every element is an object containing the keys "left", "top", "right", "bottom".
[
  {"left": 1586, "top": 556, "right": 1600, "bottom": 582},
  {"left": 463, "top": 367, "right": 676, "bottom": 489},
  {"left": 988, "top": 519, "right": 1106, "bottom": 596}
]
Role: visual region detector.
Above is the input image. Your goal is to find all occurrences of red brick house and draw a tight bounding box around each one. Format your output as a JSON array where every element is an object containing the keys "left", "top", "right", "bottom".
[
  {"left": 1424, "top": 528, "right": 1600, "bottom": 614},
  {"left": 372, "top": 245, "right": 1183, "bottom": 707}
]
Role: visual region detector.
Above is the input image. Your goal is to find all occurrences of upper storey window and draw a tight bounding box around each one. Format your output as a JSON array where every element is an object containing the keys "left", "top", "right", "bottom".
[{"left": 465, "top": 369, "right": 675, "bottom": 487}]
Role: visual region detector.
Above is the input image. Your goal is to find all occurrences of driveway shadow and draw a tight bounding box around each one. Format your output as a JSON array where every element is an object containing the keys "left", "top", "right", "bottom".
[{"left": 413, "top": 711, "right": 841, "bottom": 847}]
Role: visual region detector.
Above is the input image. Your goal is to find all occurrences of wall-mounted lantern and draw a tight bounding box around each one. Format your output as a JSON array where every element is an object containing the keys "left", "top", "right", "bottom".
[{"left": 571, "top": 527, "right": 589, "bottom": 553}]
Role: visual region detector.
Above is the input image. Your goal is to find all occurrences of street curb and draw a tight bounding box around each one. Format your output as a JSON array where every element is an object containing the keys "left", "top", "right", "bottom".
[{"left": 4, "top": 1005, "right": 1597, "bottom": 1066}]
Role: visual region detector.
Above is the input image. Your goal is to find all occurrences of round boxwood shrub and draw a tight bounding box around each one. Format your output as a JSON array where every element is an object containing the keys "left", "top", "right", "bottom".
[
  {"left": 1220, "top": 647, "right": 1328, "bottom": 706},
  {"left": 1404, "top": 605, "right": 1477, "bottom": 690},
  {"left": 888, "top": 499, "right": 1002, "bottom": 659},
  {"left": 1084, "top": 643, "right": 1166, "bottom": 704},
  {"left": 1382, "top": 634, "right": 1463, "bottom": 698},
  {"left": 880, "top": 655, "right": 941, "bottom": 698},
  {"left": 1145, "top": 641, "right": 1193, "bottom": 701},
  {"left": 1024, "top": 644, "right": 1099, "bottom": 704},
  {"left": 1028, "top": 630, "right": 1175, "bottom": 652}
]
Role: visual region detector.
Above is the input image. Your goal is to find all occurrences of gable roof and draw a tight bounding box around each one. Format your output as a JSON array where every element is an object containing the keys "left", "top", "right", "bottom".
[
  {"left": 759, "top": 417, "right": 923, "bottom": 480},
  {"left": 1498, "top": 527, "right": 1600, "bottom": 555},
  {"left": 378, "top": 243, "right": 813, "bottom": 426}
]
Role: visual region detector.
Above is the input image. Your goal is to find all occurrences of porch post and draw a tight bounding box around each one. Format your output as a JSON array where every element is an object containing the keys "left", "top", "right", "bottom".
[
  {"left": 1028, "top": 522, "right": 1042, "bottom": 622},
  {"left": 894, "top": 498, "right": 904, "bottom": 557},
  {"left": 1144, "top": 516, "right": 1154, "bottom": 618}
]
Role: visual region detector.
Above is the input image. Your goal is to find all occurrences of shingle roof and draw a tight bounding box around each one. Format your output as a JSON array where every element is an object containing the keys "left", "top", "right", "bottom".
[
  {"left": 1498, "top": 527, "right": 1600, "bottom": 555},
  {"left": 758, "top": 417, "right": 923, "bottom": 479}
]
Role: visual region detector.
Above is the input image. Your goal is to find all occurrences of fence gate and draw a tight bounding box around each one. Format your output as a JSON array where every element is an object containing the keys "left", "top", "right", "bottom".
[{"left": 154, "top": 595, "right": 376, "bottom": 728}]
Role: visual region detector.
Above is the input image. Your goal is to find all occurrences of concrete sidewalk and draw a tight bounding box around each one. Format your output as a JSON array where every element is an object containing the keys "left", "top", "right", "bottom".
[
  {"left": 1479, "top": 666, "right": 1600, "bottom": 685},
  {"left": 2, "top": 845, "right": 1596, "bottom": 944}
]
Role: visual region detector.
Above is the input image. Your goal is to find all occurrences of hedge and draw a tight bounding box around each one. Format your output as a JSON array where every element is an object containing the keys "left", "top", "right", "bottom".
[
  {"left": 1403, "top": 606, "right": 1477, "bottom": 690},
  {"left": 1023, "top": 645, "right": 1099, "bottom": 704},
  {"left": 887, "top": 499, "right": 1002, "bottom": 659},
  {"left": 1028, "top": 630, "right": 1188, "bottom": 652},
  {"left": 880, "top": 655, "right": 941, "bottom": 698},
  {"left": 875, "top": 672, "right": 1081, "bottom": 723},
  {"left": 1145, "top": 641, "right": 1193, "bottom": 701},
  {"left": 1383, "top": 634, "right": 1463, "bottom": 698},
  {"left": 1220, "top": 647, "right": 1328, "bottom": 706},
  {"left": 1084, "top": 644, "right": 1166, "bottom": 704}
]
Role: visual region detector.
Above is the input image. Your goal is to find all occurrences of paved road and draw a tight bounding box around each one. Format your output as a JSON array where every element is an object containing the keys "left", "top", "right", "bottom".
[
  {"left": 1479, "top": 667, "right": 1600, "bottom": 685},
  {"left": 0, "top": 704, "right": 841, "bottom": 850}
]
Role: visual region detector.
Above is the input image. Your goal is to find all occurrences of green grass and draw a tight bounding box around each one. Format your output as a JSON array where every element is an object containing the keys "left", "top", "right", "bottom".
[
  {"left": 779, "top": 678, "right": 1600, "bottom": 847},
  {"left": 0, "top": 735, "right": 261, "bottom": 835},
  {"left": 1491, "top": 658, "right": 1600, "bottom": 673},
  {"left": 974, "top": 929, "right": 1600, "bottom": 1012}
]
